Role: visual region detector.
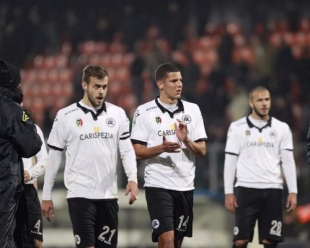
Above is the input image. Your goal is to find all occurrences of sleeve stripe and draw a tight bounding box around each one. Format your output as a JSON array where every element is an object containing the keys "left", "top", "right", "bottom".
[
  {"left": 120, "top": 135, "right": 130, "bottom": 140},
  {"left": 194, "top": 138, "right": 208, "bottom": 142},
  {"left": 131, "top": 139, "right": 147, "bottom": 145},
  {"left": 121, "top": 131, "right": 130, "bottom": 136},
  {"left": 225, "top": 152, "right": 239, "bottom": 156},
  {"left": 284, "top": 148, "right": 293, "bottom": 151},
  {"left": 48, "top": 144, "right": 64, "bottom": 151}
]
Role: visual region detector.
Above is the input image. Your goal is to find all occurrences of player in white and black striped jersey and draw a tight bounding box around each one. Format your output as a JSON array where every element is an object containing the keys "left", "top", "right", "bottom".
[
  {"left": 23, "top": 124, "right": 47, "bottom": 248},
  {"left": 224, "top": 86, "right": 298, "bottom": 248},
  {"left": 131, "top": 63, "right": 207, "bottom": 248},
  {"left": 41, "top": 65, "right": 138, "bottom": 248}
]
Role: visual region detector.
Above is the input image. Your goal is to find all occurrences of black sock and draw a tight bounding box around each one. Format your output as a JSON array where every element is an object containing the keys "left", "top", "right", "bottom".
[
  {"left": 232, "top": 244, "right": 247, "bottom": 248},
  {"left": 264, "top": 244, "right": 277, "bottom": 248}
]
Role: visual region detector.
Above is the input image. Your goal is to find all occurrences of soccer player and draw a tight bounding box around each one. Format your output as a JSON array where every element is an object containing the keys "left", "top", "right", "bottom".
[
  {"left": 41, "top": 65, "right": 138, "bottom": 248},
  {"left": 23, "top": 124, "right": 47, "bottom": 248},
  {"left": 130, "top": 63, "right": 207, "bottom": 248},
  {"left": 224, "top": 86, "right": 298, "bottom": 248}
]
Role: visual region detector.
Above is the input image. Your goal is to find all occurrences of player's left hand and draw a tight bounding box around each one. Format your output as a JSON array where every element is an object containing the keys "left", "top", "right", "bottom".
[
  {"left": 175, "top": 119, "right": 188, "bottom": 142},
  {"left": 286, "top": 193, "right": 297, "bottom": 212},
  {"left": 125, "top": 181, "right": 139, "bottom": 205}
]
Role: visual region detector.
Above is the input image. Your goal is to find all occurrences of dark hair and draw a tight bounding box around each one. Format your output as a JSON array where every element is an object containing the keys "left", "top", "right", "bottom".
[
  {"left": 155, "top": 63, "right": 180, "bottom": 82},
  {"left": 249, "top": 86, "right": 269, "bottom": 99},
  {"left": 82, "top": 65, "right": 108, "bottom": 84}
]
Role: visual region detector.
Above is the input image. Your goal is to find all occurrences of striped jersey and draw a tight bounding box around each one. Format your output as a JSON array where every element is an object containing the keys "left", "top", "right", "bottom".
[
  {"left": 131, "top": 97, "right": 207, "bottom": 191},
  {"left": 47, "top": 101, "right": 136, "bottom": 199}
]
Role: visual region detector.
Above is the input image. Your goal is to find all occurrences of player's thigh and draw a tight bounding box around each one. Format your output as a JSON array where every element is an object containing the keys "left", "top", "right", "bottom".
[
  {"left": 173, "top": 190, "right": 194, "bottom": 239},
  {"left": 145, "top": 187, "right": 174, "bottom": 242},
  {"left": 67, "top": 198, "right": 97, "bottom": 248},
  {"left": 24, "top": 185, "right": 43, "bottom": 241},
  {"left": 95, "top": 200, "right": 119, "bottom": 248},
  {"left": 234, "top": 187, "right": 260, "bottom": 241},
  {"left": 258, "top": 189, "right": 284, "bottom": 243}
]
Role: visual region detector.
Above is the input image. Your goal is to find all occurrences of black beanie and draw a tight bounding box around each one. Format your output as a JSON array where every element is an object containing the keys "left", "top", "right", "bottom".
[{"left": 0, "top": 60, "right": 21, "bottom": 89}]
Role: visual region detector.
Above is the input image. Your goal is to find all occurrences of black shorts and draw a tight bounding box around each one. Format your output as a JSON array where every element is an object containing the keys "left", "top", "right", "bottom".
[
  {"left": 67, "top": 198, "right": 119, "bottom": 248},
  {"left": 24, "top": 184, "right": 43, "bottom": 242},
  {"left": 145, "top": 187, "right": 193, "bottom": 242},
  {"left": 234, "top": 187, "right": 284, "bottom": 244}
]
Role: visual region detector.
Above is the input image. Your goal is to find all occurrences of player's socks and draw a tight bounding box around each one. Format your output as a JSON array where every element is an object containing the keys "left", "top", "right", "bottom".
[
  {"left": 232, "top": 244, "right": 247, "bottom": 248},
  {"left": 264, "top": 244, "right": 277, "bottom": 248}
]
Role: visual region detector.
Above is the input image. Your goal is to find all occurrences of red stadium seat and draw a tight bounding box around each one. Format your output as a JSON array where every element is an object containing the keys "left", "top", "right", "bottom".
[
  {"left": 94, "top": 42, "right": 107, "bottom": 53},
  {"left": 58, "top": 68, "right": 73, "bottom": 82},
  {"left": 99, "top": 54, "right": 111, "bottom": 67},
  {"left": 33, "top": 55, "right": 44, "bottom": 68},
  {"left": 43, "top": 55, "right": 56, "bottom": 69},
  {"left": 47, "top": 69, "right": 59, "bottom": 83},
  {"left": 55, "top": 54, "right": 68, "bottom": 68},
  {"left": 80, "top": 41, "right": 96, "bottom": 55}
]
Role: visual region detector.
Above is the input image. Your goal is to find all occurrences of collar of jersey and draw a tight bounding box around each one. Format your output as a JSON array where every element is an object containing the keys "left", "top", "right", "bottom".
[
  {"left": 155, "top": 97, "right": 184, "bottom": 118},
  {"left": 76, "top": 101, "right": 106, "bottom": 121},
  {"left": 246, "top": 116, "right": 272, "bottom": 133}
]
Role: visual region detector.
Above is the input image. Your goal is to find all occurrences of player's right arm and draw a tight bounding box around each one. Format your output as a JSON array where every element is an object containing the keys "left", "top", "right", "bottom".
[
  {"left": 42, "top": 111, "right": 66, "bottom": 221},
  {"left": 224, "top": 123, "right": 240, "bottom": 213},
  {"left": 132, "top": 136, "right": 181, "bottom": 160},
  {"left": 130, "top": 107, "right": 180, "bottom": 160}
]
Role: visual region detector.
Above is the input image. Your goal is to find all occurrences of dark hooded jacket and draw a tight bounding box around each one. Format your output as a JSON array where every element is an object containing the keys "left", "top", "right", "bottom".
[{"left": 0, "top": 60, "right": 42, "bottom": 247}]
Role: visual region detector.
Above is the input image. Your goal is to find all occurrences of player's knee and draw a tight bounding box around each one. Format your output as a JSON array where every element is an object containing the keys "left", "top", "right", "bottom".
[
  {"left": 33, "top": 239, "right": 42, "bottom": 248},
  {"left": 158, "top": 231, "right": 174, "bottom": 248},
  {"left": 233, "top": 239, "right": 249, "bottom": 248}
]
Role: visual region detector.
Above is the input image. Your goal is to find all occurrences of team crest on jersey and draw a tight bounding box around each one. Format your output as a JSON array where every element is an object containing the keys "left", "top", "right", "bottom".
[
  {"left": 155, "top": 116, "right": 162, "bottom": 124},
  {"left": 152, "top": 219, "right": 160, "bottom": 229},
  {"left": 245, "top": 130, "right": 251, "bottom": 136},
  {"left": 269, "top": 130, "right": 277, "bottom": 138},
  {"left": 76, "top": 118, "right": 83, "bottom": 127},
  {"left": 106, "top": 117, "right": 116, "bottom": 127},
  {"left": 234, "top": 226, "right": 239, "bottom": 235},
  {"left": 74, "top": 235, "right": 81, "bottom": 244},
  {"left": 182, "top": 114, "right": 192, "bottom": 124}
]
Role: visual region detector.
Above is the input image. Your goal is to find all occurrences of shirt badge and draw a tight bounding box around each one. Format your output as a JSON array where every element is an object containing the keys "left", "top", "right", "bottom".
[
  {"left": 76, "top": 118, "right": 83, "bottom": 127},
  {"left": 106, "top": 117, "right": 116, "bottom": 127},
  {"left": 155, "top": 116, "right": 162, "bottom": 124},
  {"left": 182, "top": 114, "right": 192, "bottom": 124}
]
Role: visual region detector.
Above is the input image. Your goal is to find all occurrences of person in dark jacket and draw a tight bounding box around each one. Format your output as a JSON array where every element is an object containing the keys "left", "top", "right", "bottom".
[{"left": 0, "top": 60, "right": 42, "bottom": 248}]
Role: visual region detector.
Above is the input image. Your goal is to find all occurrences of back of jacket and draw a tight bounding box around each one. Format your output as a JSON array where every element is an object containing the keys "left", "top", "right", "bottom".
[{"left": 0, "top": 88, "right": 42, "bottom": 215}]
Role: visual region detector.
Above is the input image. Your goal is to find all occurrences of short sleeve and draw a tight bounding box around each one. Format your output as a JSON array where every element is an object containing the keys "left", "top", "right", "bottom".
[
  {"left": 193, "top": 105, "right": 207, "bottom": 141},
  {"left": 47, "top": 111, "right": 67, "bottom": 150},
  {"left": 280, "top": 123, "right": 294, "bottom": 150},
  {"left": 119, "top": 110, "right": 131, "bottom": 140},
  {"left": 35, "top": 124, "right": 48, "bottom": 158},
  {"left": 225, "top": 123, "right": 240, "bottom": 155},
  {"left": 130, "top": 107, "right": 148, "bottom": 142}
]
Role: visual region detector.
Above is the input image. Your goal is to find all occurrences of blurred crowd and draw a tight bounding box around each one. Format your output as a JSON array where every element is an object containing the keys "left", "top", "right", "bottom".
[{"left": 1, "top": 0, "right": 310, "bottom": 142}]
